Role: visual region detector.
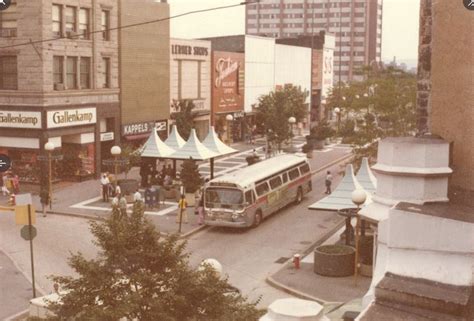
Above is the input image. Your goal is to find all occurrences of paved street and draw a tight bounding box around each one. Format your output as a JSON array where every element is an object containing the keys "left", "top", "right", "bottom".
[
  {"left": 185, "top": 161, "right": 347, "bottom": 308},
  {"left": 0, "top": 140, "right": 352, "bottom": 318}
]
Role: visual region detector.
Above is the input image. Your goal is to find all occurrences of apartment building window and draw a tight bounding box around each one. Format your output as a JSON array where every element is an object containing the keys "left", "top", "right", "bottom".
[
  {"left": 80, "top": 57, "right": 91, "bottom": 89},
  {"left": 102, "top": 57, "right": 111, "bottom": 88},
  {"left": 66, "top": 57, "right": 77, "bottom": 89},
  {"left": 0, "top": 56, "right": 18, "bottom": 90},
  {"left": 79, "top": 8, "right": 90, "bottom": 39},
  {"left": 53, "top": 56, "right": 64, "bottom": 87},
  {"left": 65, "top": 6, "right": 77, "bottom": 35},
  {"left": 101, "top": 10, "right": 110, "bottom": 41},
  {"left": 0, "top": 1, "right": 18, "bottom": 37},
  {"left": 52, "top": 4, "right": 62, "bottom": 37}
]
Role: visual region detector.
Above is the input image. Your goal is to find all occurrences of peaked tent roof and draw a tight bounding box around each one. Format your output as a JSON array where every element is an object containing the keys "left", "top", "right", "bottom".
[
  {"left": 201, "top": 126, "right": 238, "bottom": 156},
  {"left": 140, "top": 127, "right": 175, "bottom": 158},
  {"left": 168, "top": 129, "right": 219, "bottom": 160},
  {"left": 308, "top": 164, "right": 371, "bottom": 211},
  {"left": 165, "top": 125, "right": 186, "bottom": 150},
  {"left": 356, "top": 157, "right": 377, "bottom": 194}
]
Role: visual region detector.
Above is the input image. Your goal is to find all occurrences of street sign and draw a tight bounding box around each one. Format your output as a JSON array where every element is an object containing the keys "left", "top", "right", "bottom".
[
  {"left": 21, "top": 225, "right": 37, "bottom": 241},
  {"left": 15, "top": 205, "right": 36, "bottom": 225}
]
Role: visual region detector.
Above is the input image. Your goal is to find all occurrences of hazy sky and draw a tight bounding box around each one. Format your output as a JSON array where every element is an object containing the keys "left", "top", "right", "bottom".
[{"left": 169, "top": 0, "right": 420, "bottom": 64}]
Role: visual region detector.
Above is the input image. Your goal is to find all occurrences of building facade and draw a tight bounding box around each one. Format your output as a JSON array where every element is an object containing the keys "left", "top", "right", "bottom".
[
  {"left": 245, "top": 0, "right": 383, "bottom": 83},
  {"left": 170, "top": 38, "right": 211, "bottom": 141},
  {"left": 119, "top": 0, "right": 170, "bottom": 144},
  {"left": 0, "top": 0, "right": 120, "bottom": 182}
]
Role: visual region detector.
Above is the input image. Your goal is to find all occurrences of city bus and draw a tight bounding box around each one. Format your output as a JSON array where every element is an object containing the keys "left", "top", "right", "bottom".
[{"left": 204, "top": 153, "right": 312, "bottom": 228}]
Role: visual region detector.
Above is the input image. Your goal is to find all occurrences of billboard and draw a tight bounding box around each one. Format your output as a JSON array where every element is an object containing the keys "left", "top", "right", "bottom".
[{"left": 212, "top": 51, "right": 245, "bottom": 114}]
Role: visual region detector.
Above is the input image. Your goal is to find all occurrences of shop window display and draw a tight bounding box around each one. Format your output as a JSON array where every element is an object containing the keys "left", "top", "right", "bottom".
[{"left": 59, "top": 144, "right": 95, "bottom": 179}]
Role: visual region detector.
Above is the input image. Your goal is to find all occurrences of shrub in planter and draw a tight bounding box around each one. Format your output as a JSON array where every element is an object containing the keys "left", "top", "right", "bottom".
[
  {"left": 180, "top": 157, "right": 202, "bottom": 195},
  {"left": 314, "top": 244, "right": 355, "bottom": 277},
  {"left": 307, "top": 119, "right": 335, "bottom": 150}
]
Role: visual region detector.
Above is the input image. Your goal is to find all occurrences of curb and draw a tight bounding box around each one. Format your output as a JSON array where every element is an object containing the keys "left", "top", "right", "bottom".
[
  {"left": 38, "top": 210, "right": 105, "bottom": 221},
  {"left": 181, "top": 224, "right": 208, "bottom": 239},
  {"left": 265, "top": 217, "right": 346, "bottom": 305}
]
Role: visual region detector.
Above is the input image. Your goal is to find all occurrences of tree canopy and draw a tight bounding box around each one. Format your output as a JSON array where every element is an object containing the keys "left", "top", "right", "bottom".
[
  {"left": 171, "top": 100, "right": 196, "bottom": 140},
  {"left": 42, "top": 203, "right": 263, "bottom": 321},
  {"left": 256, "top": 84, "right": 308, "bottom": 148}
]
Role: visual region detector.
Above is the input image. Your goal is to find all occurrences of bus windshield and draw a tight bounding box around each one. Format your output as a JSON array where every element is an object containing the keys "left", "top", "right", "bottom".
[{"left": 205, "top": 188, "right": 243, "bottom": 209}]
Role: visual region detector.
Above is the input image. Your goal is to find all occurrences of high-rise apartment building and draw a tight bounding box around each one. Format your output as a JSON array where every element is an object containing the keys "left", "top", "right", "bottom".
[{"left": 246, "top": 0, "right": 383, "bottom": 83}]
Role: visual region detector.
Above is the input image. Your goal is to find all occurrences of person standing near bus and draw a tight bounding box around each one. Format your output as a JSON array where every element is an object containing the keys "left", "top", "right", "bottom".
[
  {"left": 176, "top": 197, "right": 188, "bottom": 224},
  {"left": 325, "top": 171, "right": 333, "bottom": 194}
]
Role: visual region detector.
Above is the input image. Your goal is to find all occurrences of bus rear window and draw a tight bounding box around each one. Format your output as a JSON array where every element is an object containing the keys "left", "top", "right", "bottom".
[
  {"left": 256, "top": 182, "right": 270, "bottom": 196},
  {"left": 288, "top": 168, "right": 300, "bottom": 180},
  {"left": 299, "top": 164, "right": 310, "bottom": 174}
]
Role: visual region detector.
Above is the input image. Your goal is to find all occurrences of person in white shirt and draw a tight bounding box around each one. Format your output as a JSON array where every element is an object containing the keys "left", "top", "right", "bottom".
[
  {"left": 100, "top": 173, "right": 110, "bottom": 202},
  {"left": 325, "top": 171, "right": 333, "bottom": 194},
  {"left": 115, "top": 184, "right": 121, "bottom": 196},
  {"left": 133, "top": 189, "right": 142, "bottom": 203}
]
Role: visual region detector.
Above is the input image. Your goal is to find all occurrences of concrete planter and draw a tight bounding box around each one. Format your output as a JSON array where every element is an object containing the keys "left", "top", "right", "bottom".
[
  {"left": 314, "top": 245, "right": 355, "bottom": 277},
  {"left": 313, "top": 140, "right": 325, "bottom": 150}
]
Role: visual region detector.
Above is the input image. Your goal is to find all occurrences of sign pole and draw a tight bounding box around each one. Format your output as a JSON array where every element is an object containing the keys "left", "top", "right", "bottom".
[
  {"left": 178, "top": 186, "right": 184, "bottom": 233},
  {"left": 27, "top": 204, "right": 36, "bottom": 298}
]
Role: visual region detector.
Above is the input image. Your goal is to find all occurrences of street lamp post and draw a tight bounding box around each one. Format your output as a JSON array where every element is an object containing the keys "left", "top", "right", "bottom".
[
  {"left": 288, "top": 116, "right": 296, "bottom": 152},
  {"left": 334, "top": 107, "right": 341, "bottom": 133},
  {"left": 351, "top": 189, "right": 367, "bottom": 286},
  {"left": 225, "top": 114, "right": 234, "bottom": 144},
  {"left": 44, "top": 142, "right": 55, "bottom": 210},
  {"left": 111, "top": 145, "right": 121, "bottom": 190}
]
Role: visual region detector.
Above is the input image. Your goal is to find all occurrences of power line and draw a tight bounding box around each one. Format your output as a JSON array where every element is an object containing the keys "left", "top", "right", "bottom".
[{"left": 0, "top": 1, "right": 259, "bottom": 50}]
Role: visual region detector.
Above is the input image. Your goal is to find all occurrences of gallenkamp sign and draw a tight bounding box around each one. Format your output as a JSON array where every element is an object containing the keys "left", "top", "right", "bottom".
[
  {"left": 47, "top": 108, "right": 96, "bottom": 128},
  {"left": 212, "top": 51, "right": 244, "bottom": 113}
]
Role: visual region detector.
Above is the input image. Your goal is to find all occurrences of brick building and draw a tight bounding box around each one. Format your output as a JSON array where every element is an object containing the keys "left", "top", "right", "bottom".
[
  {"left": 0, "top": 0, "right": 120, "bottom": 181},
  {"left": 245, "top": 0, "right": 383, "bottom": 83}
]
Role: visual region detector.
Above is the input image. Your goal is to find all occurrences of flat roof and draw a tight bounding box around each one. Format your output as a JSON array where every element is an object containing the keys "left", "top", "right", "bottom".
[{"left": 211, "top": 154, "right": 308, "bottom": 188}]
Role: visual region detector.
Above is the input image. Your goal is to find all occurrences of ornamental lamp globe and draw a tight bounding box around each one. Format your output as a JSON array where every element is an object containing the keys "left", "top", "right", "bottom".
[
  {"left": 351, "top": 189, "right": 367, "bottom": 206},
  {"left": 44, "top": 142, "right": 55, "bottom": 151},
  {"left": 111, "top": 145, "right": 122, "bottom": 156}
]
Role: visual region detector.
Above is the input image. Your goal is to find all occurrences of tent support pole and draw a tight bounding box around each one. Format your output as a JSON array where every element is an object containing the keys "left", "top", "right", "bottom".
[
  {"left": 210, "top": 158, "right": 214, "bottom": 179},
  {"left": 173, "top": 159, "right": 176, "bottom": 178}
]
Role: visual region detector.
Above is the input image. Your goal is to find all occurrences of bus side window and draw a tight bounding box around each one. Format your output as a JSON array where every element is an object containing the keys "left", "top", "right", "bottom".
[
  {"left": 269, "top": 176, "right": 282, "bottom": 190},
  {"left": 256, "top": 182, "right": 270, "bottom": 196},
  {"left": 299, "top": 164, "right": 310, "bottom": 174},
  {"left": 288, "top": 168, "right": 300, "bottom": 181},
  {"left": 282, "top": 172, "right": 288, "bottom": 184},
  {"left": 245, "top": 190, "right": 254, "bottom": 204}
]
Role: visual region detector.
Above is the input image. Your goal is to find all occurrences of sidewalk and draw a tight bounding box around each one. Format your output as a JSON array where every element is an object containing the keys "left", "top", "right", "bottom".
[{"left": 3, "top": 136, "right": 352, "bottom": 237}]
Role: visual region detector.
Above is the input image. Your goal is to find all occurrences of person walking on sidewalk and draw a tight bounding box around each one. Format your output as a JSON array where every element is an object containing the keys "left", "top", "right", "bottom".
[
  {"left": 176, "top": 197, "right": 188, "bottom": 224},
  {"left": 325, "top": 171, "right": 333, "bottom": 194},
  {"left": 100, "top": 173, "right": 110, "bottom": 202}
]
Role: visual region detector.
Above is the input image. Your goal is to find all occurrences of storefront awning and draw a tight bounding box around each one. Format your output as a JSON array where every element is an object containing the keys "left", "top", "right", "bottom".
[
  {"left": 168, "top": 129, "right": 219, "bottom": 161},
  {"left": 201, "top": 126, "right": 238, "bottom": 156},
  {"left": 140, "top": 127, "right": 175, "bottom": 158}
]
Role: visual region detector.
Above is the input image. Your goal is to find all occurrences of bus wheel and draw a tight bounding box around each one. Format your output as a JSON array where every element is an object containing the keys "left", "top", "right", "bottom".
[
  {"left": 295, "top": 187, "right": 303, "bottom": 204},
  {"left": 253, "top": 211, "right": 262, "bottom": 227}
]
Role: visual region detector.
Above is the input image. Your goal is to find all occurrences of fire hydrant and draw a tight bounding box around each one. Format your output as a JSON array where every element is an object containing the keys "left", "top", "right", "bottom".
[{"left": 293, "top": 254, "right": 301, "bottom": 269}]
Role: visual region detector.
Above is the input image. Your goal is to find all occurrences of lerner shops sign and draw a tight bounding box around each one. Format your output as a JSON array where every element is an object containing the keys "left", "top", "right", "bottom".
[
  {"left": 0, "top": 111, "right": 42, "bottom": 129},
  {"left": 47, "top": 108, "right": 96, "bottom": 129}
]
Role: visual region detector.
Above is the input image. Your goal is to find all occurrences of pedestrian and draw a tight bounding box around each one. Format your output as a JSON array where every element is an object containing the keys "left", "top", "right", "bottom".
[
  {"left": 133, "top": 189, "right": 142, "bottom": 204},
  {"left": 197, "top": 193, "right": 205, "bottom": 225},
  {"left": 2, "top": 174, "right": 9, "bottom": 196},
  {"left": 251, "top": 125, "right": 257, "bottom": 144},
  {"left": 252, "top": 149, "right": 258, "bottom": 159},
  {"left": 166, "top": 164, "right": 174, "bottom": 178},
  {"left": 325, "top": 171, "right": 333, "bottom": 194},
  {"left": 100, "top": 173, "right": 110, "bottom": 202},
  {"left": 176, "top": 197, "right": 188, "bottom": 224},
  {"left": 119, "top": 194, "right": 128, "bottom": 218},
  {"left": 115, "top": 183, "right": 121, "bottom": 197},
  {"left": 12, "top": 174, "right": 19, "bottom": 194}
]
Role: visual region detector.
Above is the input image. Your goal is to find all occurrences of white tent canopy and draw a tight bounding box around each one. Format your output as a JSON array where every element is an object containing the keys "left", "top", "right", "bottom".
[
  {"left": 168, "top": 129, "right": 219, "bottom": 161},
  {"left": 308, "top": 164, "right": 371, "bottom": 211},
  {"left": 201, "top": 126, "right": 238, "bottom": 156},
  {"left": 140, "top": 126, "right": 175, "bottom": 158},
  {"left": 355, "top": 157, "right": 377, "bottom": 194},
  {"left": 165, "top": 125, "right": 186, "bottom": 150}
]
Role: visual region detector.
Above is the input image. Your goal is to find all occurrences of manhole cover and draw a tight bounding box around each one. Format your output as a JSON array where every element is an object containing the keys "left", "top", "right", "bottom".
[{"left": 274, "top": 257, "right": 290, "bottom": 264}]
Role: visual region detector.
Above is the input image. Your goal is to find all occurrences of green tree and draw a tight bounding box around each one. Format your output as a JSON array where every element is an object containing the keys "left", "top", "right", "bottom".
[
  {"left": 180, "top": 158, "right": 202, "bottom": 194},
  {"left": 42, "top": 203, "right": 263, "bottom": 320},
  {"left": 171, "top": 100, "right": 195, "bottom": 140},
  {"left": 256, "top": 84, "right": 308, "bottom": 149}
]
